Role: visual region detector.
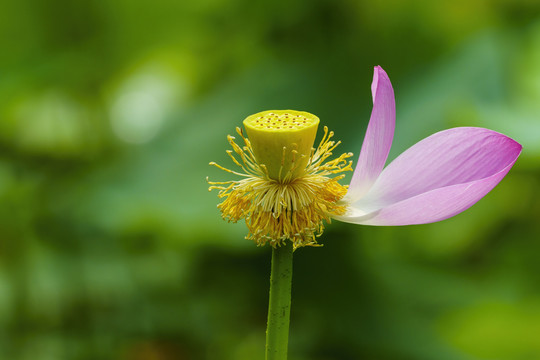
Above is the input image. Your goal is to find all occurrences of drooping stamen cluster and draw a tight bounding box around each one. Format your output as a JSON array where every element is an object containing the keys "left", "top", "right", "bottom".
[{"left": 208, "top": 124, "right": 353, "bottom": 249}]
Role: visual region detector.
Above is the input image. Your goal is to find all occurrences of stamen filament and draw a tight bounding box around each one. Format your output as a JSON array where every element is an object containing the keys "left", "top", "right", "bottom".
[{"left": 208, "top": 124, "right": 353, "bottom": 249}]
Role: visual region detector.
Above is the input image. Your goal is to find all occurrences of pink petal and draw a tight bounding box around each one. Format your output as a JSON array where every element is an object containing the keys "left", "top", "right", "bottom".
[
  {"left": 336, "top": 127, "right": 522, "bottom": 225},
  {"left": 346, "top": 66, "right": 396, "bottom": 202}
]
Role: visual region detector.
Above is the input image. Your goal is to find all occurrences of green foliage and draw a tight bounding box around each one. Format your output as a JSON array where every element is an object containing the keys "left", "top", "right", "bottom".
[{"left": 1, "top": 0, "right": 540, "bottom": 359}]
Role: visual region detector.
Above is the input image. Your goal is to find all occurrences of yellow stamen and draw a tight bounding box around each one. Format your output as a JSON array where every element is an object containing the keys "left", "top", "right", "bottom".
[{"left": 208, "top": 112, "right": 353, "bottom": 249}]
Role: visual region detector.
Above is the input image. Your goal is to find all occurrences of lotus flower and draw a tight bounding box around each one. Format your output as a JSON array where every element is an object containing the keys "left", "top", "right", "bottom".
[
  {"left": 335, "top": 66, "right": 522, "bottom": 226},
  {"left": 208, "top": 66, "right": 522, "bottom": 249}
]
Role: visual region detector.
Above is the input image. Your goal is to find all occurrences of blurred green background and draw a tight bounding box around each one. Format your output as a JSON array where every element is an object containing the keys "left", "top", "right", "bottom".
[{"left": 1, "top": 0, "right": 540, "bottom": 359}]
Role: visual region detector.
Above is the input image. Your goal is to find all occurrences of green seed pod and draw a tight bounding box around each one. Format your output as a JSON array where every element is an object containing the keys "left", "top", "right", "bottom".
[{"left": 243, "top": 110, "right": 319, "bottom": 181}]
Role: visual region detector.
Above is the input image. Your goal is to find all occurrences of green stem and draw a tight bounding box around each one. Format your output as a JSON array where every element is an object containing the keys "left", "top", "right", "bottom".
[{"left": 265, "top": 242, "right": 294, "bottom": 360}]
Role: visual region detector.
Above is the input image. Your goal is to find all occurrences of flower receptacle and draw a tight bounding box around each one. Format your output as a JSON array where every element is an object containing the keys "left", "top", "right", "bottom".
[{"left": 243, "top": 110, "right": 319, "bottom": 181}]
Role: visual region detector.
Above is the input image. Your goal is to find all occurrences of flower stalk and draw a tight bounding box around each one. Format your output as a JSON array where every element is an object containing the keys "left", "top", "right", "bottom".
[{"left": 265, "top": 242, "right": 294, "bottom": 360}]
